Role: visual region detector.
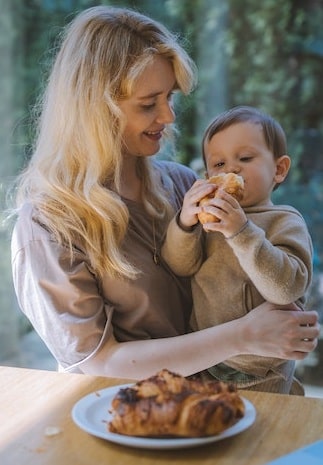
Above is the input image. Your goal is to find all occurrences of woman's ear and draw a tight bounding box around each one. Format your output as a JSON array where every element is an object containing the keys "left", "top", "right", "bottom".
[{"left": 274, "top": 155, "right": 291, "bottom": 185}]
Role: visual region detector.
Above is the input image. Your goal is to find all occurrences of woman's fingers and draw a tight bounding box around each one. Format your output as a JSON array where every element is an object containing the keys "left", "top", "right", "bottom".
[
  {"left": 301, "top": 323, "right": 320, "bottom": 340},
  {"left": 296, "top": 310, "right": 319, "bottom": 326},
  {"left": 245, "top": 305, "right": 320, "bottom": 360},
  {"left": 296, "top": 310, "right": 320, "bottom": 344},
  {"left": 286, "top": 311, "right": 320, "bottom": 357}
]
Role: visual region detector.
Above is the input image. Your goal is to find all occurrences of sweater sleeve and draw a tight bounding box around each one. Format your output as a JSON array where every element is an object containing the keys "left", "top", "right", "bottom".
[
  {"left": 226, "top": 212, "right": 313, "bottom": 304},
  {"left": 161, "top": 212, "right": 204, "bottom": 277},
  {"left": 11, "top": 221, "right": 114, "bottom": 372}
]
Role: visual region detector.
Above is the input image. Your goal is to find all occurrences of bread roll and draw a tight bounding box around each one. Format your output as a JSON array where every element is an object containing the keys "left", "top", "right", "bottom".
[{"left": 198, "top": 173, "right": 244, "bottom": 224}]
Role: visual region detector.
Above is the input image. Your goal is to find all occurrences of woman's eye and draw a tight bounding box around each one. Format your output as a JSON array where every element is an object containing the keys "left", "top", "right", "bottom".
[
  {"left": 141, "top": 103, "right": 155, "bottom": 111},
  {"left": 167, "top": 91, "right": 175, "bottom": 102}
]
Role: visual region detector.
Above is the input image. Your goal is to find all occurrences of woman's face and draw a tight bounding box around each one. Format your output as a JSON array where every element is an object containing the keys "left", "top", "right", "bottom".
[{"left": 118, "top": 55, "right": 176, "bottom": 158}]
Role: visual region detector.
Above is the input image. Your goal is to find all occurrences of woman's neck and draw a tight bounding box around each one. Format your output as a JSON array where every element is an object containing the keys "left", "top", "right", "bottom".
[{"left": 119, "top": 157, "right": 142, "bottom": 202}]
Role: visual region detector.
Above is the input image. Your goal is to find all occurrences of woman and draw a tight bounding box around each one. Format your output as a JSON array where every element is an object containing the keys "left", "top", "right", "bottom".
[{"left": 11, "top": 6, "right": 318, "bottom": 380}]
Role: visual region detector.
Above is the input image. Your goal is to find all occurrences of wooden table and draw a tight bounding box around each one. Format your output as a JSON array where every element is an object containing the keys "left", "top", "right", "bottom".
[{"left": 0, "top": 366, "right": 323, "bottom": 465}]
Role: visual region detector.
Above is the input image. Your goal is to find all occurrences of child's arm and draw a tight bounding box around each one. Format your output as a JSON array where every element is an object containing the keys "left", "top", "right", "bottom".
[
  {"left": 227, "top": 212, "right": 313, "bottom": 304},
  {"left": 161, "top": 179, "right": 215, "bottom": 276},
  {"left": 161, "top": 213, "right": 203, "bottom": 276}
]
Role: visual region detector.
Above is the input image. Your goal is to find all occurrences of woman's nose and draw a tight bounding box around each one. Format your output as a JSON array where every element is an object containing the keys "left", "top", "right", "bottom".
[{"left": 156, "top": 102, "right": 175, "bottom": 124}]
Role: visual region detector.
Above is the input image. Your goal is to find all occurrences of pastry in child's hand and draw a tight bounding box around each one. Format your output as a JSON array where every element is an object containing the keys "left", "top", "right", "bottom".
[
  {"left": 108, "top": 368, "right": 245, "bottom": 438},
  {"left": 198, "top": 173, "right": 244, "bottom": 224}
]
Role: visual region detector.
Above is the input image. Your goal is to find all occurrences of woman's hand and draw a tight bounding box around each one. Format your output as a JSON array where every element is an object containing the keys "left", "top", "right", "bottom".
[{"left": 238, "top": 301, "right": 319, "bottom": 360}]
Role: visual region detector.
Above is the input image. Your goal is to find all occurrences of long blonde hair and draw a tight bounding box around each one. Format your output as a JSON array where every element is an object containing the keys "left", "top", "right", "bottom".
[{"left": 15, "top": 6, "right": 197, "bottom": 279}]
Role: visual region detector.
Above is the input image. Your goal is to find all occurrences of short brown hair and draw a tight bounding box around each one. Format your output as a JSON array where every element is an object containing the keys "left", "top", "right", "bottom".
[{"left": 202, "top": 106, "right": 287, "bottom": 166}]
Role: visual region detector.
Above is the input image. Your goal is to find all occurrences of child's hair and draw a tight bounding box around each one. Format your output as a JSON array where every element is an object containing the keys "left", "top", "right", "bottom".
[{"left": 202, "top": 105, "right": 287, "bottom": 166}]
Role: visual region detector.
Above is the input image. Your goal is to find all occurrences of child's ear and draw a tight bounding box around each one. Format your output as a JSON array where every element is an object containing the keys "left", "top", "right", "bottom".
[{"left": 274, "top": 155, "right": 291, "bottom": 184}]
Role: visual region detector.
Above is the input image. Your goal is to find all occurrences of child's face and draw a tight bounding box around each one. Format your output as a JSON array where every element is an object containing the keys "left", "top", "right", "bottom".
[{"left": 203, "top": 121, "right": 288, "bottom": 208}]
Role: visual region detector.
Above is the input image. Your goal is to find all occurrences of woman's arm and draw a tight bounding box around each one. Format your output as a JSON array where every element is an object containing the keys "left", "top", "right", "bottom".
[
  {"left": 12, "top": 213, "right": 319, "bottom": 381},
  {"left": 80, "top": 302, "right": 319, "bottom": 379}
]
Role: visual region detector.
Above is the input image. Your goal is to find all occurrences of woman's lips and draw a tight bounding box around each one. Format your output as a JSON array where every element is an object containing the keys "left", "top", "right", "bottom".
[{"left": 144, "top": 130, "right": 163, "bottom": 141}]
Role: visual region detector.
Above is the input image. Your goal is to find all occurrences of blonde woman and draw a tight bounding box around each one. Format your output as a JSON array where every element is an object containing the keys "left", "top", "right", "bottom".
[{"left": 11, "top": 6, "right": 318, "bottom": 380}]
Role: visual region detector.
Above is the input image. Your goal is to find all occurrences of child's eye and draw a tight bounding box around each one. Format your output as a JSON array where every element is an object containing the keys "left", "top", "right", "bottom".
[{"left": 240, "top": 155, "right": 253, "bottom": 162}]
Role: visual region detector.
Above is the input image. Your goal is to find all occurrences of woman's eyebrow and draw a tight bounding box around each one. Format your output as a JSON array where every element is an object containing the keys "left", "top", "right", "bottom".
[
  {"left": 137, "top": 91, "right": 163, "bottom": 100},
  {"left": 137, "top": 85, "right": 176, "bottom": 100}
]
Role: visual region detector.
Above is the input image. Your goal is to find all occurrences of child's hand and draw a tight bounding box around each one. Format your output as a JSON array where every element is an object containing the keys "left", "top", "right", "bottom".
[
  {"left": 200, "top": 189, "right": 248, "bottom": 238},
  {"left": 179, "top": 180, "right": 217, "bottom": 230}
]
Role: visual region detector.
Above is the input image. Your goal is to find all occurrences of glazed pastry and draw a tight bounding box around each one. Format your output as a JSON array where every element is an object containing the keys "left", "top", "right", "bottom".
[{"left": 108, "top": 369, "right": 245, "bottom": 438}]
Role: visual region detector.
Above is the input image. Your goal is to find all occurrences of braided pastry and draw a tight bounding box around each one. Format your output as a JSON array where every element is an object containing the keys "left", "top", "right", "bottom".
[{"left": 108, "top": 369, "right": 245, "bottom": 438}]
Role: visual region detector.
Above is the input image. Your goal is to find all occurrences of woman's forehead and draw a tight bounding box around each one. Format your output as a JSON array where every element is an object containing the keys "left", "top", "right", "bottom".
[{"left": 131, "top": 56, "right": 176, "bottom": 98}]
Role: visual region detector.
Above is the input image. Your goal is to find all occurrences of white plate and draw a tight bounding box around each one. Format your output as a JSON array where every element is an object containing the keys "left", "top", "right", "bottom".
[{"left": 71, "top": 384, "right": 256, "bottom": 450}]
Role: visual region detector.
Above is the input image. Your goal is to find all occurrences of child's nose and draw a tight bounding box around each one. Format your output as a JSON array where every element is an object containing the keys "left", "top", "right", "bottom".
[{"left": 226, "top": 164, "right": 241, "bottom": 174}]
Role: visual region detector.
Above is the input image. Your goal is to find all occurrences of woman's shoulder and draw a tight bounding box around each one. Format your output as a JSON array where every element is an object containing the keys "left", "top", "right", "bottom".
[
  {"left": 152, "top": 159, "right": 198, "bottom": 210},
  {"left": 11, "top": 203, "right": 55, "bottom": 255},
  {"left": 153, "top": 158, "right": 198, "bottom": 189}
]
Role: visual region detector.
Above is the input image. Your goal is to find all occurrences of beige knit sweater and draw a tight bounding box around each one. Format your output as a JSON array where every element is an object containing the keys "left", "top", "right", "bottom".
[{"left": 162, "top": 204, "right": 313, "bottom": 379}]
